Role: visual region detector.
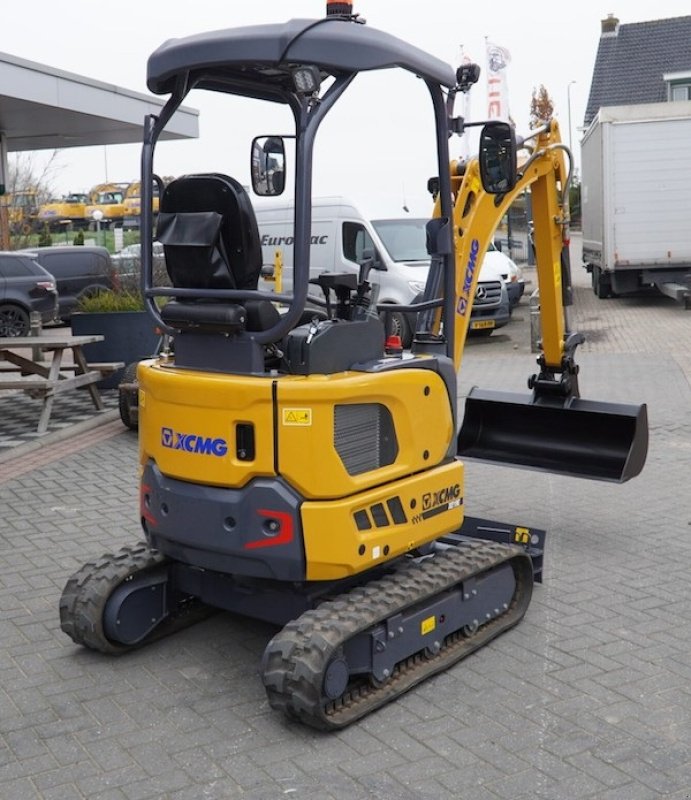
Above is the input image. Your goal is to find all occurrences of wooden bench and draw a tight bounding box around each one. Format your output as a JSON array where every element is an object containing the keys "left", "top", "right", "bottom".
[
  {"left": 0, "top": 334, "right": 119, "bottom": 434},
  {"left": 0, "top": 361, "right": 124, "bottom": 378}
]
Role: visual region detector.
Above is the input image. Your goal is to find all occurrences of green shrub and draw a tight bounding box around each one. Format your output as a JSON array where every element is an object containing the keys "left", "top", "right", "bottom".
[
  {"left": 38, "top": 225, "right": 52, "bottom": 247},
  {"left": 77, "top": 290, "right": 145, "bottom": 313}
]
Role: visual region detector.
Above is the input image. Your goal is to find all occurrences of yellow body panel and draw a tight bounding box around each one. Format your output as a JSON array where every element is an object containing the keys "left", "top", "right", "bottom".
[
  {"left": 139, "top": 358, "right": 454, "bottom": 500},
  {"left": 139, "top": 356, "right": 457, "bottom": 578},
  {"left": 277, "top": 366, "right": 454, "bottom": 500},
  {"left": 138, "top": 360, "right": 276, "bottom": 487},
  {"left": 302, "top": 460, "right": 464, "bottom": 580}
]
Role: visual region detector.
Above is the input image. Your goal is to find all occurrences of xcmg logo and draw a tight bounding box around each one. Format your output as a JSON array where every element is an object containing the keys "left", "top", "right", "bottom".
[
  {"left": 422, "top": 483, "right": 461, "bottom": 511},
  {"left": 456, "top": 238, "right": 481, "bottom": 317},
  {"left": 161, "top": 427, "right": 228, "bottom": 457}
]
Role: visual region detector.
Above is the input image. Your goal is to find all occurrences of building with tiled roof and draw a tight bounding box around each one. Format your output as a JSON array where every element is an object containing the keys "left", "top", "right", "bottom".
[{"left": 584, "top": 14, "right": 691, "bottom": 127}]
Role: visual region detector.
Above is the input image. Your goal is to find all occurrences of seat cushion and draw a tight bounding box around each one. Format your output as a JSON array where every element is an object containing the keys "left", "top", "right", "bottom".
[{"left": 161, "top": 300, "right": 246, "bottom": 333}]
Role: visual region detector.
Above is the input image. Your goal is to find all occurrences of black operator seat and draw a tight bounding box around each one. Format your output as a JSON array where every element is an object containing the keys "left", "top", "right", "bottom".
[{"left": 156, "top": 173, "right": 279, "bottom": 333}]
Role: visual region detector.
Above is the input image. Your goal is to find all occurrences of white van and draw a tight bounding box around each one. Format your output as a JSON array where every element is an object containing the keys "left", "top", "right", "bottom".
[{"left": 254, "top": 197, "right": 510, "bottom": 345}]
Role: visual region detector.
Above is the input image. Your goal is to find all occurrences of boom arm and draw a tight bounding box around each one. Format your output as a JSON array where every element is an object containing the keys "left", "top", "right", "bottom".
[
  {"left": 449, "top": 121, "right": 648, "bottom": 484},
  {"left": 446, "top": 120, "right": 571, "bottom": 375}
]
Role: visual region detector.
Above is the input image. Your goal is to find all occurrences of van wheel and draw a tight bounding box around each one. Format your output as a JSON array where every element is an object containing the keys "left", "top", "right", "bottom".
[
  {"left": 0, "top": 304, "right": 30, "bottom": 337},
  {"left": 382, "top": 310, "right": 412, "bottom": 348}
]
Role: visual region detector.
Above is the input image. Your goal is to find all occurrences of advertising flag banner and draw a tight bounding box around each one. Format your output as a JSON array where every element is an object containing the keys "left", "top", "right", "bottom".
[{"left": 486, "top": 41, "right": 511, "bottom": 119}]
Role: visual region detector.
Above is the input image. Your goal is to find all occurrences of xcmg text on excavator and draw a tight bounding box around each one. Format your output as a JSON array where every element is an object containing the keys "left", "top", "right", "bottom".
[{"left": 59, "top": 2, "right": 648, "bottom": 730}]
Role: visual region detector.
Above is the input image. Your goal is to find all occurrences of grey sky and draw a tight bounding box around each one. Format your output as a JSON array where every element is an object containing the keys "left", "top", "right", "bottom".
[{"left": 3, "top": 1, "right": 690, "bottom": 217}]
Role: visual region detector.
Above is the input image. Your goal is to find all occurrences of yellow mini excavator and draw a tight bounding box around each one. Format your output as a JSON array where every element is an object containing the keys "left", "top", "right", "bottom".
[{"left": 59, "top": 2, "right": 648, "bottom": 730}]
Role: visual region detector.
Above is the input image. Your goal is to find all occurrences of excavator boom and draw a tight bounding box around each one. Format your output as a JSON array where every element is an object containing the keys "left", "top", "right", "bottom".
[
  {"left": 437, "top": 121, "right": 648, "bottom": 482},
  {"left": 448, "top": 122, "right": 569, "bottom": 372}
]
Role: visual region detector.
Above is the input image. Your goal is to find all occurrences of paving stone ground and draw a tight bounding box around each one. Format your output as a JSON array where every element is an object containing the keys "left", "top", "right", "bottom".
[
  {"left": 1, "top": 236, "right": 690, "bottom": 799},
  {"left": 0, "top": 391, "right": 119, "bottom": 453}
]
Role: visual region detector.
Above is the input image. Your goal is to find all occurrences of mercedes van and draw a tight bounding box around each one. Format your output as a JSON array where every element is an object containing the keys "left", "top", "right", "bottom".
[{"left": 255, "top": 197, "right": 510, "bottom": 345}]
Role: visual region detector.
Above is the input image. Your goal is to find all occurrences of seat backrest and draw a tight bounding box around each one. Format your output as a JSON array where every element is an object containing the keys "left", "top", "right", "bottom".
[{"left": 156, "top": 173, "right": 263, "bottom": 292}]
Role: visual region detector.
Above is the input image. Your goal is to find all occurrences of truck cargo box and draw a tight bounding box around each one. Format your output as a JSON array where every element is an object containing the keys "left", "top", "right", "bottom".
[{"left": 581, "top": 101, "right": 691, "bottom": 303}]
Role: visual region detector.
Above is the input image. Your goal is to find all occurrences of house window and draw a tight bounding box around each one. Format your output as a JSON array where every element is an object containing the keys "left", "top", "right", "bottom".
[
  {"left": 671, "top": 83, "right": 691, "bottom": 101},
  {"left": 664, "top": 72, "right": 691, "bottom": 102}
]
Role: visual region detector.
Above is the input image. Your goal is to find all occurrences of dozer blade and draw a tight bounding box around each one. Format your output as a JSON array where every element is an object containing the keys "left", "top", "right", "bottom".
[{"left": 457, "top": 387, "right": 648, "bottom": 483}]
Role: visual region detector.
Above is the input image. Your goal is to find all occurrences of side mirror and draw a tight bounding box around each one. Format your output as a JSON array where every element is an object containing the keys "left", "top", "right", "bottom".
[
  {"left": 363, "top": 248, "right": 385, "bottom": 271},
  {"left": 251, "top": 136, "right": 286, "bottom": 196},
  {"left": 358, "top": 249, "right": 375, "bottom": 284},
  {"left": 479, "top": 122, "right": 517, "bottom": 194}
]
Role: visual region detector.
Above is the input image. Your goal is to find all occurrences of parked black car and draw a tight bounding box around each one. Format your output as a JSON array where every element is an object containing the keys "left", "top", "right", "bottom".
[
  {"left": 0, "top": 252, "right": 58, "bottom": 336},
  {"left": 19, "top": 246, "right": 115, "bottom": 322}
]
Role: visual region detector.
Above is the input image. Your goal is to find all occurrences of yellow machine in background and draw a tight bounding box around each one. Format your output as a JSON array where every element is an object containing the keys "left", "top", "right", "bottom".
[
  {"left": 122, "top": 181, "right": 146, "bottom": 229},
  {"left": 36, "top": 192, "right": 89, "bottom": 231},
  {"left": 122, "top": 178, "right": 171, "bottom": 229},
  {"left": 85, "top": 182, "right": 129, "bottom": 227},
  {"left": 60, "top": 2, "right": 648, "bottom": 731},
  {"left": 4, "top": 189, "right": 39, "bottom": 233}
]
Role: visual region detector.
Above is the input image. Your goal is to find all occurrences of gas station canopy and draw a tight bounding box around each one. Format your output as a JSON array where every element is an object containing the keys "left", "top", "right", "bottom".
[{"left": 0, "top": 51, "right": 198, "bottom": 152}]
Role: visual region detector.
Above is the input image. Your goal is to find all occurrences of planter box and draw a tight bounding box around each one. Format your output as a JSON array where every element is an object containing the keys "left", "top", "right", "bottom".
[{"left": 71, "top": 311, "right": 160, "bottom": 389}]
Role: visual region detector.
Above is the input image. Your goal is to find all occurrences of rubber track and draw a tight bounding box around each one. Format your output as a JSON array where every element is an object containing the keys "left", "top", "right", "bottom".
[
  {"left": 261, "top": 540, "right": 533, "bottom": 730},
  {"left": 118, "top": 362, "right": 139, "bottom": 431},
  {"left": 59, "top": 542, "right": 211, "bottom": 654}
]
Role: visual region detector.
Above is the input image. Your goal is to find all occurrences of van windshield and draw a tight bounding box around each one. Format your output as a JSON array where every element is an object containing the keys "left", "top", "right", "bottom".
[{"left": 371, "top": 218, "right": 429, "bottom": 263}]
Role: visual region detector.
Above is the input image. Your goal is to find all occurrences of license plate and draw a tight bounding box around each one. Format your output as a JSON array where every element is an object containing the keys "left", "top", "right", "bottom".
[{"left": 470, "top": 320, "right": 495, "bottom": 330}]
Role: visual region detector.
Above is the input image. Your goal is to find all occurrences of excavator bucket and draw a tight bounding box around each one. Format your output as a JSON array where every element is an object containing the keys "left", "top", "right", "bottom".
[{"left": 457, "top": 387, "right": 648, "bottom": 483}]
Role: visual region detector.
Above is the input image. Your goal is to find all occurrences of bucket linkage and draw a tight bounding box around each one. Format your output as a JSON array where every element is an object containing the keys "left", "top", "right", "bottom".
[{"left": 457, "top": 333, "right": 648, "bottom": 483}]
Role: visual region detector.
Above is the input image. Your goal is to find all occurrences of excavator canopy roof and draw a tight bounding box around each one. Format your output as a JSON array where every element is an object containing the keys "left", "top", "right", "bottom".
[{"left": 147, "top": 18, "right": 456, "bottom": 101}]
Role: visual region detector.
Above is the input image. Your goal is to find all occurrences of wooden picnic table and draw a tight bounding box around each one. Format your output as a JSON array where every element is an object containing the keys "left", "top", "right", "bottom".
[{"left": 0, "top": 334, "right": 124, "bottom": 434}]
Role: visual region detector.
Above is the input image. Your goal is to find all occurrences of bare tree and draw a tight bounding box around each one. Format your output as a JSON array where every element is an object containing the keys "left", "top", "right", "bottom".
[
  {"left": 7, "top": 150, "right": 61, "bottom": 203},
  {"left": 3, "top": 150, "right": 61, "bottom": 246}
]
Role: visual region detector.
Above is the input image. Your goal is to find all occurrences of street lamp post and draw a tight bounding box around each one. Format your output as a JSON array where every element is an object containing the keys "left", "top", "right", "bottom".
[
  {"left": 92, "top": 209, "right": 104, "bottom": 246},
  {"left": 567, "top": 80, "right": 576, "bottom": 154}
]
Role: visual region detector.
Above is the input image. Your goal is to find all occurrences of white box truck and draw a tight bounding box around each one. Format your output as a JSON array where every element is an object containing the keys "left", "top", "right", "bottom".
[
  {"left": 255, "top": 196, "right": 512, "bottom": 346},
  {"left": 581, "top": 102, "right": 691, "bottom": 306}
]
